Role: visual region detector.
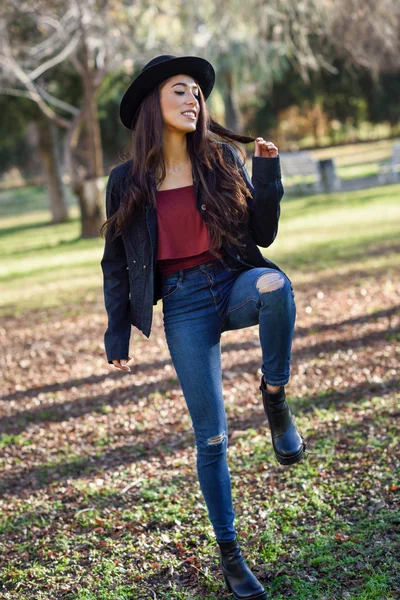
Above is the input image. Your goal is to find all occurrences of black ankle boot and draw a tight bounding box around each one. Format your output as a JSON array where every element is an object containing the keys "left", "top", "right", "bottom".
[
  {"left": 217, "top": 536, "right": 268, "bottom": 600},
  {"left": 259, "top": 376, "right": 306, "bottom": 465}
]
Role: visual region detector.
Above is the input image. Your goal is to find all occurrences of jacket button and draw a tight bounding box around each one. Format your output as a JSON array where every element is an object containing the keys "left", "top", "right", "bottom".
[
  {"left": 201, "top": 204, "right": 206, "bottom": 210},
  {"left": 143, "top": 265, "right": 147, "bottom": 268},
  {"left": 133, "top": 260, "right": 136, "bottom": 263},
  {"left": 243, "top": 243, "right": 247, "bottom": 247},
  {"left": 236, "top": 254, "right": 240, "bottom": 259}
]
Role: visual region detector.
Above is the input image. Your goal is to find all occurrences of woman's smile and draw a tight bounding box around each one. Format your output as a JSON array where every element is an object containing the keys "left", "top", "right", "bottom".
[{"left": 182, "top": 111, "right": 196, "bottom": 120}]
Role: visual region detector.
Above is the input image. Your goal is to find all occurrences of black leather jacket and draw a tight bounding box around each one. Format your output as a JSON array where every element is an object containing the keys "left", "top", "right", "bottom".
[{"left": 100, "top": 142, "right": 286, "bottom": 363}]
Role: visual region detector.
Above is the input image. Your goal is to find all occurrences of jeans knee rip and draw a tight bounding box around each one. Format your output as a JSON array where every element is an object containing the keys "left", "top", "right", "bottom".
[
  {"left": 256, "top": 272, "right": 285, "bottom": 293},
  {"left": 207, "top": 431, "right": 227, "bottom": 446}
]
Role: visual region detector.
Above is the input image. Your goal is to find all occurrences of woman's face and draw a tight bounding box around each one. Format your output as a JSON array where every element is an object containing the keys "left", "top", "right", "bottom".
[{"left": 159, "top": 74, "right": 200, "bottom": 132}]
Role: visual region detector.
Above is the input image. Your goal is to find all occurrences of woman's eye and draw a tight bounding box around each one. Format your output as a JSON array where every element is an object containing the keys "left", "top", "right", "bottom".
[{"left": 175, "top": 91, "right": 199, "bottom": 98}]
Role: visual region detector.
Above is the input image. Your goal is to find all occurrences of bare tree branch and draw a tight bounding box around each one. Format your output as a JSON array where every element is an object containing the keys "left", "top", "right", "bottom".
[
  {"left": 35, "top": 83, "right": 79, "bottom": 116},
  {"left": 28, "top": 9, "right": 79, "bottom": 61},
  {"left": 0, "top": 55, "right": 70, "bottom": 127},
  {"left": 28, "top": 31, "right": 81, "bottom": 81},
  {"left": 0, "top": 86, "right": 33, "bottom": 99}
]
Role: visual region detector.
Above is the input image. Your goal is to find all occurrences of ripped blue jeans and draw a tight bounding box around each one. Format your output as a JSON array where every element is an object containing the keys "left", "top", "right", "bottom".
[{"left": 161, "top": 253, "right": 296, "bottom": 542}]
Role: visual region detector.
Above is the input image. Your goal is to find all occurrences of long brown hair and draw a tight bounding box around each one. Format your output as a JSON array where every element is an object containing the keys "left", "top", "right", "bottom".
[{"left": 100, "top": 79, "right": 258, "bottom": 255}]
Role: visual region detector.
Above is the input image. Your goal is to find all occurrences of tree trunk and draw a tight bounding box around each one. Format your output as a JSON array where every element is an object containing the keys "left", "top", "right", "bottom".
[
  {"left": 221, "top": 67, "right": 242, "bottom": 132},
  {"left": 72, "top": 174, "right": 106, "bottom": 238},
  {"left": 72, "top": 26, "right": 105, "bottom": 238},
  {"left": 37, "top": 113, "right": 69, "bottom": 223}
]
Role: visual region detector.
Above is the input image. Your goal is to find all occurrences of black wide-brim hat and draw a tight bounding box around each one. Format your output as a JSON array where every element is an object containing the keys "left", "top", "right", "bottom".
[{"left": 119, "top": 54, "right": 215, "bottom": 130}]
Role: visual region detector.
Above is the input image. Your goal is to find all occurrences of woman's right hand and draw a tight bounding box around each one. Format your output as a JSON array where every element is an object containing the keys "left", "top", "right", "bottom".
[{"left": 112, "top": 357, "right": 132, "bottom": 371}]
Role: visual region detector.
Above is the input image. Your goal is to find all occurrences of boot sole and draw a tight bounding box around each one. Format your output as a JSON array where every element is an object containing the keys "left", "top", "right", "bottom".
[
  {"left": 223, "top": 574, "right": 268, "bottom": 599},
  {"left": 274, "top": 444, "right": 305, "bottom": 465}
]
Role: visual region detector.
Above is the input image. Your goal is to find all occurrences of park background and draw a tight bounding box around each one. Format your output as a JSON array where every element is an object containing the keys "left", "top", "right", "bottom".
[{"left": 0, "top": 1, "right": 399, "bottom": 599}]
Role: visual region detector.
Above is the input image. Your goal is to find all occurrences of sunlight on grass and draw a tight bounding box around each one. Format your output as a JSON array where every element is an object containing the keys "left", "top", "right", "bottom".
[
  {"left": 309, "top": 137, "right": 400, "bottom": 164},
  {"left": 1, "top": 182, "right": 399, "bottom": 317},
  {"left": 265, "top": 184, "right": 400, "bottom": 272}
]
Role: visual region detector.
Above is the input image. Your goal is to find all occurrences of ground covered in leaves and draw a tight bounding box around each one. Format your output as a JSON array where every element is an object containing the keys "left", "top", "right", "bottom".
[{"left": 0, "top": 183, "right": 399, "bottom": 599}]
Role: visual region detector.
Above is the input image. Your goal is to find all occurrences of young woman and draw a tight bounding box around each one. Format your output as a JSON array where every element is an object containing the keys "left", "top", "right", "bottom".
[{"left": 100, "top": 54, "right": 306, "bottom": 600}]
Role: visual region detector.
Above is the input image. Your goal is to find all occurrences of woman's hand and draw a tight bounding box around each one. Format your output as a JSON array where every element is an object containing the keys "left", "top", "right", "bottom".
[
  {"left": 112, "top": 357, "right": 132, "bottom": 371},
  {"left": 254, "top": 137, "right": 279, "bottom": 158}
]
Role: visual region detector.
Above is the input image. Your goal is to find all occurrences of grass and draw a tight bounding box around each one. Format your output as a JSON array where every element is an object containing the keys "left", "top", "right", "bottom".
[
  {"left": 1, "top": 390, "right": 398, "bottom": 599},
  {"left": 0, "top": 165, "right": 399, "bottom": 598},
  {"left": 266, "top": 183, "right": 400, "bottom": 272},
  {"left": 1, "top": 176, "right": 399, "bottom": 317}
]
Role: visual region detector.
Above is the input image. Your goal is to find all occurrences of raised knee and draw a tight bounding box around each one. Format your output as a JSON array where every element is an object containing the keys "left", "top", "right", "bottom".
[{"left": 256, "top": 272, "right": 286, "bottom": 293}]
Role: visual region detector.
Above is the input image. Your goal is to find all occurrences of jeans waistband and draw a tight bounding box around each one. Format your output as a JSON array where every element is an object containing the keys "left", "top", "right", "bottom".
[{"left": 161, "top": 256, "right": 228, "bottom": 282}]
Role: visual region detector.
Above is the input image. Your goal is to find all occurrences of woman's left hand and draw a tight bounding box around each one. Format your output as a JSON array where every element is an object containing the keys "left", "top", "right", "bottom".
[{"left": 254, "top": 137, "right": 279, "bottom": 158}]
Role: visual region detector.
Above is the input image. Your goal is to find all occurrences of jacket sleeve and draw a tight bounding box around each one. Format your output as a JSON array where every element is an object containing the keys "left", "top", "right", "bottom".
[
  {"left": 226, "top": 144, "right": 284, "bottom": 248},
  {"left": 100, "top": 169, "right": 131, "bottom": 364}
]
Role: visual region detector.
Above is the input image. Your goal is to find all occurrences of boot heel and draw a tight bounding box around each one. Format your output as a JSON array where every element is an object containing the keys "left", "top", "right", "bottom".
[{"left": 276, "top": 442, "right": 306, "bottom": 465}]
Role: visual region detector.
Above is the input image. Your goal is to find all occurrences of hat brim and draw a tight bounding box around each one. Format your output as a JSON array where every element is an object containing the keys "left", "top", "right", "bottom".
[{"left": 119, "top": 55, "right": 215, "bottom": 130}]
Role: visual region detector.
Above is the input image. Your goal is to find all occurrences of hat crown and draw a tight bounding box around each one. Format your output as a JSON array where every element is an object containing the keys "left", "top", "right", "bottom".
[{"left": 142, "top": 55, "right": 176, "bottom": 73}]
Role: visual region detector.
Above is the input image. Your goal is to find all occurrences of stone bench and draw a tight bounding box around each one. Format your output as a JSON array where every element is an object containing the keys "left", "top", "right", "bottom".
[
  {"left": 378, "top": 141, "right": 400, "bottom": 183},
  {"left": 279, "top": 151, "right": 322, "bottom": 193}
]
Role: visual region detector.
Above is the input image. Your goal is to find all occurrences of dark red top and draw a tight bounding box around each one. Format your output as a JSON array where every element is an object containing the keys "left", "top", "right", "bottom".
[{"left": 156, "top": 184, "right": 224, "bottom": 277}]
